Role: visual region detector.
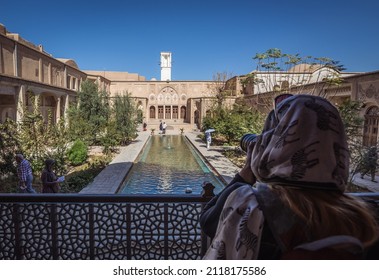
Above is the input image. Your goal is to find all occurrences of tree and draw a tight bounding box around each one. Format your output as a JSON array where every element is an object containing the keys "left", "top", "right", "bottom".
[
  {"left": 17, "top": 94, "right": 51, "bottom": 172},
  {"left": 109, "top": 93, "right": 138, "bottom": 146},
  {"left": 252, "top": 48, "right": 344, "bottom": 94},
  {"left": 46, "top": 117, "right": 69, "bottom": 176},
  {"left": 68, "top": 80, "right": 110, "bottom": 145},
  {"left": 6, "top": 93, "right": 70, "bottom": 175},
  {"left": 202, "top": 103, "right": 264, "bottom": 145},
  {"left": 207, "top": 72, "right": 234, "bottom": 108},
  {"left": 338, "top": 99, "right": 366, "bottom": 179},
  {"left": 242, "top": 48, "right": 345, "bottom": 111},
  {"left": 0, "top": 120, "right": 20, "bottom": 177}
]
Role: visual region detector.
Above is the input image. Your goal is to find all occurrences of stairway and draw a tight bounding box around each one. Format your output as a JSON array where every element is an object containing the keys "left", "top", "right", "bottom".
[{"left": 142, "top": 119, "right": 198, "bottom": 134}]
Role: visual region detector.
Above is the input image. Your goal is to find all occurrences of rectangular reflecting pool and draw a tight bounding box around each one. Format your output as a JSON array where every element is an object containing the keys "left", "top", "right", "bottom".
[{"left": 119, "top": 135, "right": 225, "bottom": 195}]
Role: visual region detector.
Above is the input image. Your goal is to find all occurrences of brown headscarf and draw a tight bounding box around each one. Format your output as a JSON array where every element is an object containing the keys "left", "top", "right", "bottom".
[{"left": 250, "top": 94, "right": 349, "bottom": 192}]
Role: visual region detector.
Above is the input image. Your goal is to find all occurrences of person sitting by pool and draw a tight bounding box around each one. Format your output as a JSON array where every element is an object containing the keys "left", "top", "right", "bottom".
[{"left": 201, "top": 94, "right": 379, "bottom": 259}]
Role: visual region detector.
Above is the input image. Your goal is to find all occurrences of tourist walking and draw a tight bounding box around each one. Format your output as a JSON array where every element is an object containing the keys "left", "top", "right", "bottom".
[
  {"left": 204, "top": 129, "right": 214, "bottom": 149},
  {"left": 15, "top": 153, "right": 36, "bottom": 193},
  {"left": 201, "top": 95, "right": 379, "bottom": 259},
  {"left": 360, "top": 146, "right": 378, "bottom": 182},
  {"left": 159, "top": 120, "right": 163, "bottom": 134},
  {"left": 41, "top": 159, "right": 64, "bottom": 193},
  {"left": 205, "top": 132, "right": 211, "bottom": 149},
  {"left": 162, "top": 122, "right": 167, "bottom": 134}
]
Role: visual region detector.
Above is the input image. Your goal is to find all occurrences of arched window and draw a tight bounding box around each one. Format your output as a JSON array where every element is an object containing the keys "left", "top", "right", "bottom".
[
  {"left": 180, "top": 106, "right": 186, "bottom": 119},
  {"left": 172, "top": 106, "right": 178, "bottom": 119},
  {"left": 149, "top": 106, "right": 156, "bottom": 119},
  {"left": 363, "top": 106, "right": 379, "bottom": 147}
]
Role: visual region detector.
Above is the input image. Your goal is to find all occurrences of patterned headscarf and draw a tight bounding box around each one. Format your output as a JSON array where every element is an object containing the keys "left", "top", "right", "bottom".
[{"left": 250, "top": 94, "right": 349, "bottom": 192}]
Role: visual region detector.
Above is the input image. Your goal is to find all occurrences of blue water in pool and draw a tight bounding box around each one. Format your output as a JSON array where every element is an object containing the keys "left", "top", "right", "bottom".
[{"left": 119, "top": 135, "right": 224, "bottom": 195}]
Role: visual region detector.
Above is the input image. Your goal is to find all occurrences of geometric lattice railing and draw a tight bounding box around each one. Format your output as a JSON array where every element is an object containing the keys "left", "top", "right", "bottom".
[
  {"left": 1, "top": 192, "right": 378, "bottom": 260},
  {"left": 0, "top": 194, "right": 210, "bottom": 260}
]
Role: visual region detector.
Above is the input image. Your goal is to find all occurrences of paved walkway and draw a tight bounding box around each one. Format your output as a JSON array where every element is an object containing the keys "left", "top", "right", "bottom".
[
  {"left": 185, "top": 132, "right": 239, "bottom": 184},
  {"left": 351, "top": 174, "right": 379, "bottom": 192},
  {"left": 80, "top": 132, "right": 150, "bottom": 194},
  {"left": 80, "top": 129, "right": 379, "bottom": 194}
]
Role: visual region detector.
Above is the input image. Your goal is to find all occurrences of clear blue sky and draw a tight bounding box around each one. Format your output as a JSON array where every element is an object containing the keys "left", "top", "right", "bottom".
[{"left": 1, "top": 0, "right": 379, "bottom": 81}]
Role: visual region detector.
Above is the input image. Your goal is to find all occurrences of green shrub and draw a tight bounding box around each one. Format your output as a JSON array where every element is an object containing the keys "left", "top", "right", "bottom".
[
  {"left": 60, "top": 171, "right": 94, "bottom": 193},
  {"left": 67, "top": 140, "right": 88, "bottom": 166}
]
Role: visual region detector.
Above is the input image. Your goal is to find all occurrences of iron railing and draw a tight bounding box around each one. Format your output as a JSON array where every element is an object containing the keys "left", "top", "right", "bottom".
[
  {"left": 0, "top": 194, "right": 210, "bottom": 260},
  {"left": 0, "top": 193, "right": 378, "bottom": 260}
]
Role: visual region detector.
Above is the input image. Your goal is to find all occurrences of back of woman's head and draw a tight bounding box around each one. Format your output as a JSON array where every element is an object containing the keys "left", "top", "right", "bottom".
[
  {"left": 251, "top": 94, "right": 378, "bottom": 246},
  {"left": 251, "top": 94, "right": 348, "bottom": 191}
]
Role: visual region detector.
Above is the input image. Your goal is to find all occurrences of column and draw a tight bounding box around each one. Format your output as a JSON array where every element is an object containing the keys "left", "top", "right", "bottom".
[
  {"left": 13, "top": 42, "right": 18, "bottom": 77},
  {"left": 64, "top": 94, "right": 70, "bottom": 126},
  {"left": 145, "top": 98, "right": 149, "bottom": 122},
  {"left": 64, "top": 66, "right": 67, "bottom": 88},
  {"left": 34, "top": 94, "right": 40, "bottom": 113},
  {"left": 0, "top": 43, "right": 2, "bottom": 73},
  {"left": 48, "top": 63, "right": 52, "bottom": 84},
  {"left": 39, "top": 58, "right": 43, "bottom": 82},
  {"left": 189, "top": 99, "right": 194, "bottom": 125},
  {"left": 16, "top": 85, "right": 26, "bottom": 122},
  {"left": 56, "top": 96, "right": 61, "bottom": 123}
]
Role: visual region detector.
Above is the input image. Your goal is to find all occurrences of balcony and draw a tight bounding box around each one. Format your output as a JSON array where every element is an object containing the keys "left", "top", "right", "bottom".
[
  {"left": 1, "top": 192, "right": 378, "bottom": 260},
  {"left": 0, "top": 194, "right": 209, "bottom": 260}
]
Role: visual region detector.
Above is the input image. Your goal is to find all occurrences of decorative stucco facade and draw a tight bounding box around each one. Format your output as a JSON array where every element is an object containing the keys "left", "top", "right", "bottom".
[{"left": 82, "top": 70, "right": 218, "bottom": 130}]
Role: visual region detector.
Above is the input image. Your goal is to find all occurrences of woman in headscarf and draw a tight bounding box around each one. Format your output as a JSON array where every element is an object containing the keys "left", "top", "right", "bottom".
[
  {"left": 202, "top": 94, "right": 379, "bottom": 259},
  {"left": 41, "top": 159, "right": 60, "bottom": 193}
]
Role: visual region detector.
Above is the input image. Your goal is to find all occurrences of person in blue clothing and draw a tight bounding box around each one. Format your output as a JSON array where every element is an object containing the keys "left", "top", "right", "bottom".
[{"left": 15, "top": 153, "right": 36, "bottom": 193}]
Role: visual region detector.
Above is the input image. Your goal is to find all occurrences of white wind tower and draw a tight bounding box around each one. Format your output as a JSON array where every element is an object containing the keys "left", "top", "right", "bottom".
[{"left": 160, "top": 52, "right": 172, "bottom": 81}]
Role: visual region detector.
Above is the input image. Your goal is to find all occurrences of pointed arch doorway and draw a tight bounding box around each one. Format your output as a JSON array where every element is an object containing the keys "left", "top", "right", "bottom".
[{"left": 363, "top": 105, "right": 379, "bottom": 147}]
